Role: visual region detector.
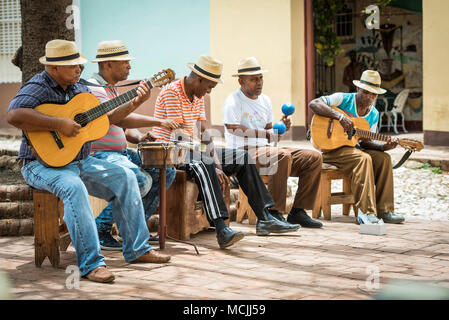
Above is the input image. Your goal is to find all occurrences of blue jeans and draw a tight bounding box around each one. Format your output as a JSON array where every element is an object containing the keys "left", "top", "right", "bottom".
[
  {"left": 21, "top": 156, "right": 151, "bottom": 276},
  {"left": 94, "top": 149, "right": 176, "bottom": 233}
]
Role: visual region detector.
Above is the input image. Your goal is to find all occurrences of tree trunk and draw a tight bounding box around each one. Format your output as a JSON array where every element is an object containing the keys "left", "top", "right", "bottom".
[{"left": 20, "top": 0, "right": 75, "bottom": 83}]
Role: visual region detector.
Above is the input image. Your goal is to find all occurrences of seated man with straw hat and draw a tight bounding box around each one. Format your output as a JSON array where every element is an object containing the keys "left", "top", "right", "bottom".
[
  {"left": 7, "top": 39, "right": 170, "bottom": 284},
  {"left": 151, "top": 55, "right": 300, "bottom": 248},
  {"left": 86, "top": 40, "right": 180, "bottom": 250},
  {"left": 223, "top": 57, "right": 323, "bottom": 228},
  {"left": 309, "top": 70, "right": 405, "bottom": 224}
]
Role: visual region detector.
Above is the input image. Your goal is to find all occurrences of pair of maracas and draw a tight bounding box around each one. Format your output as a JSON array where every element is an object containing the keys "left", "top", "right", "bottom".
[{"left": 272, "top": 103, "right": 295, "bottom": 135}]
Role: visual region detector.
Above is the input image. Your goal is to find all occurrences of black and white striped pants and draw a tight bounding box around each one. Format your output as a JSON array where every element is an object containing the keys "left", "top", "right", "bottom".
[{"left": 184, "top": 148, "right": 275, "bottom": 224}]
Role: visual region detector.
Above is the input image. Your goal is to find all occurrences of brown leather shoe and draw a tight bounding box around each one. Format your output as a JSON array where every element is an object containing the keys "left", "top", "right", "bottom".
[
  {"left": 131, "top": 250, "right": 171, "bottom": 264},
  {"left": 84, "top": 266, "right": 115, "bottom": 283}
]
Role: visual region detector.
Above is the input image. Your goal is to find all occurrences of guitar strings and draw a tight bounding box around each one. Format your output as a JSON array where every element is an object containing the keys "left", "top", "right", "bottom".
[
  {"left": 75, "top": 86, "right": 141, "bottom": 125},
  {"left": 73, "top": 74, "right": 168, "bottom": 126}
]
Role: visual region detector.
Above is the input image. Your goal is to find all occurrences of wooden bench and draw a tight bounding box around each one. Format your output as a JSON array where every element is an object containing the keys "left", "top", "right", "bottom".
[
  {"left": 166, "top": 169, "right": 230, "bottom": 240},
  {"left": 32, "top": 170, "right": 230, "bottom": 267},
  {"left": 33, "top": 189, "right": 107, "bottom": 268},
  {"left": 234, "top": 164, "right": 358, "bottom": 223},
  {"left": 312, "top": 163, "right": 358, "bottom": 220},
  {"left": 235, "top": 175, "right": 270, "bottom": 225}
]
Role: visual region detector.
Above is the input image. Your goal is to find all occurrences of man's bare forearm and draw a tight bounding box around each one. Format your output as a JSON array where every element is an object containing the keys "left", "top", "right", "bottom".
[
  {"left": 309, "top": 98, "right": 342, "bottom": 120},
  {"left": 360, "top": 140, "right": 383, "bottom": 151},
  {"left": 7, "top": 108, "right": 62, "bottom": 132},
  {"left": 225, "top": 124, "right": 271, "bottom": 140},
  {"left": 115, "top": 113, "right": 162, "bottom": 128},
  {"left": 107, "top": 101, "right": 139, "bottom": 125}
]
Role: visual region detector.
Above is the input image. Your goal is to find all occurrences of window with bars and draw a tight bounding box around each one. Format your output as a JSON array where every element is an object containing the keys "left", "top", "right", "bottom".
[
  {"left": 0, "top": 0, "right": 22, "bottom": 83},
  {"left": 335, "top": 2, "right": 355, "bottom": 43}
]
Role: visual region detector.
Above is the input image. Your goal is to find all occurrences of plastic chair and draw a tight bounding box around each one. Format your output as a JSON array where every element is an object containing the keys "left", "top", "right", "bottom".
[{"left": 390, "top": 89, "right": 410, "bottom": 134}]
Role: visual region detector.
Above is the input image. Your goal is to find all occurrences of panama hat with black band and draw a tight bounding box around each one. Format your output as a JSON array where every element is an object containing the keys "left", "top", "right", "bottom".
[
  {"left": 90, "top": 40, "right": 135, "bottom": 63},
  {"left": 187, "top": 55, "right": 223, "bottom": 83},
  {"left": 353, "top": 70, "right": 387, "bottom": 95},
  {"left": 39, "top": 39, "right": 87, "bottom": 66},
  {"left": 232, "top": 57, "right": 268, "bottom": 77}
]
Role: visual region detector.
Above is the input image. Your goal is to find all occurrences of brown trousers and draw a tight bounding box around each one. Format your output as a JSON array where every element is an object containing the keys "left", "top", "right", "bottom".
[
  {"left": 322, "top": 146, "right": 394, "bottom": 215},
  {"left": 247, "top": 146, "right": 322, "bottom": 212}
]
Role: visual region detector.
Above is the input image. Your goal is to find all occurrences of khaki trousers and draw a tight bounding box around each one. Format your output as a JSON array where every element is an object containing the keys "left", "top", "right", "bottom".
[
  {"left": 322, "top": 146, "right": 394, "bottom": 215},
  {"left": 247, "top": 146, "right": 322, "bottom": 212}
]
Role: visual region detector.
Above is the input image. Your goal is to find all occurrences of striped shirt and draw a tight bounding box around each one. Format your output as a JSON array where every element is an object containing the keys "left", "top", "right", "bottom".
[
  {"left": 152, "top": 77, "right": 206, "bottom": 142},
  {"left": 8, "top": 71, "right": 92, "bottom": 161},
  {"left": 87, "top": 73, "right": 128, "bottom": 154}
]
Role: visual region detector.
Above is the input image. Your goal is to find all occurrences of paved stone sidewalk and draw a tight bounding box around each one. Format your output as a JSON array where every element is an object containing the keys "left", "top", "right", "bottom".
[{"left": 1, "top": 215, "right": 448, "bottom": 300}]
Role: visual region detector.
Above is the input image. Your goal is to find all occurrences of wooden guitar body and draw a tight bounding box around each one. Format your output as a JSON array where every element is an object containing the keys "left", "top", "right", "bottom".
[
  {"left": 310, "top": 107, "right": 370, "bottom": 152},
  {"left": 26, "top": 93, "right": 109, "bottom": 167}
]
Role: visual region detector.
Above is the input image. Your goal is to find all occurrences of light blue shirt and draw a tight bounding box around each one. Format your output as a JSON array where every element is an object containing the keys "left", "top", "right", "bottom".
[{"left": 321, "top": 92, "right": 379, "bottom": 133}]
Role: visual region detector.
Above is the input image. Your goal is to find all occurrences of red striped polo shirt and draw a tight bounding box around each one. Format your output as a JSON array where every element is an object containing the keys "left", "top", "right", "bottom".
[
  {"left": 87, "top": 74, "right": 128, "bottom": 154},
  {"left": 152, "top": 77, "right": 206, "bottom": 142}
]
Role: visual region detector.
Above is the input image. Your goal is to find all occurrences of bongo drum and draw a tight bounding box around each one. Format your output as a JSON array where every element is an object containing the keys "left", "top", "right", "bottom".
[{"left": 138, "top": 142, "right": 186, "bottom": 169}]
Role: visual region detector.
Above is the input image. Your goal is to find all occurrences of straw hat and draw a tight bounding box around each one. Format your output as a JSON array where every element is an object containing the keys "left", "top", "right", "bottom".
[
  {"left": 232, "top": 57, "right": 268, "bottom": 77},
  {"left": 39, "top": 39, "right": 87, "bottom": 66},
  {"left": 187, "top": 55, "right": 223, "bottom": 83},
  {"left": 353, "top": 70, "right": 387, "bottom": 95},
  {"left": 91, "top": 40, "right": 135, "bottom": 63}
]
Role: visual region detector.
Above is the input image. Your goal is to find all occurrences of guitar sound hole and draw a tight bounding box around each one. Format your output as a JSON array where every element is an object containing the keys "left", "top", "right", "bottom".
[{"left": 74, "top": 113, "right": 88, "bottom": 127}]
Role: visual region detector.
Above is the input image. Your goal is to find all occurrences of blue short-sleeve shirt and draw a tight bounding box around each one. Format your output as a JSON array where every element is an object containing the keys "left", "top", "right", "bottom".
[
  {"left": 8, "top": 71, "right": 92, "bottom": 161},
  {"left": 320, "top": 92, "right": 379, "bottom": 133}
]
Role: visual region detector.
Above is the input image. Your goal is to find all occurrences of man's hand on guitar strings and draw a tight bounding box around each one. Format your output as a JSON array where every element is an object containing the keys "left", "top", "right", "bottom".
[
  {"left": 57, "top": 118, "right": 81, "bottom": 137},
  {"left": 131, "top": 81, "right": 151, "bottom": 108},
  {"left": 338, "top": 115, "right": 354, "bottom": 133}
]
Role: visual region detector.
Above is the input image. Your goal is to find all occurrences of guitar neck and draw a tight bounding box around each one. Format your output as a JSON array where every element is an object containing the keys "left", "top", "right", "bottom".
[
  {"left": 81, "top": 79, "right": 154, "bottom": 124},
  {"left": 355, "top": 128, "right": 390, "bottom": 143}
]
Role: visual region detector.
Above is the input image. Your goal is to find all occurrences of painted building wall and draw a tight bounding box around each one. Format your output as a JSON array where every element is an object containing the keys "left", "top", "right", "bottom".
[
  {"left": 334, "top": 1, "right": 423, "bottom": 125},
  {"left": 79, "top": 0, "right": 210, "bottom": 81},
  {"left": 209, "top": 0, "right": 306, "bottom": 136},
  {"left": 423, "top": 0, "right": 449, "bottom": 145}
]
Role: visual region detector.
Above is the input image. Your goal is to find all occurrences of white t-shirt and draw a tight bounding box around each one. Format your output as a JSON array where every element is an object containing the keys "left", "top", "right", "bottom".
[{"left": 223, "top": 89, "right": 274, "bottom": 148}]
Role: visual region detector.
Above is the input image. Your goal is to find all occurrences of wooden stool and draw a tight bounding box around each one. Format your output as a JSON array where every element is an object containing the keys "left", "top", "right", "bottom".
[
  {"left": 235, "top": 175, "right": 270, "bottom": 225},
  {"left": 166, "top": 170, "right": 230, "bottom": 240},
  {"left": 33, "top": 189, "right": 69, "bottom": 268},
  {"left": 312, "top": 163, "right": 358, "bottom": 220},
  {"left": 33, "top": 189, "right": 107, "bottom": 268}
]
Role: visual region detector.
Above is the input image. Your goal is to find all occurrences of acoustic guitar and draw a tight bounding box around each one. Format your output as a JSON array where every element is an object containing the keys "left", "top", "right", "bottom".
[
  {"left": 310, "top": 106, "right": 424, "bottom": 153},
  {"left": 26, "top": 69, "right": 175, "bottom": 167}
]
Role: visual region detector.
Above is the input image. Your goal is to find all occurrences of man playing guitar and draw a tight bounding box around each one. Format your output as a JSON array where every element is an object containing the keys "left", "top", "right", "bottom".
[
  {"left": 7, "top": 39, "right": 170, "bottom": 284},
  {"left": 86, "top": 40, "right": 180, "bottom": 251},
  {"left": 309, "top": 70, "right": 405, "bottom": 224}
]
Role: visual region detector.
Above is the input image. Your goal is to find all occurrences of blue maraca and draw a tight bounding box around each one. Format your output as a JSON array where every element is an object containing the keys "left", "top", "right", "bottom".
[
  {"left": 282, "top": 103, "right": 295, "bottom": 116},
  {"left": 273, "top": 121, "right": 286, "bottom": 135}
]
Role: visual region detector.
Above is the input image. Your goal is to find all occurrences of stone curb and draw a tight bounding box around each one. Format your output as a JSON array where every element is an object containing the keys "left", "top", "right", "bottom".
[
  {"left": 0, "top": 218, "right": 33, "bottom": 236},
  {"left": 0, "top": 185, "right": 33, "bottom": 202},
  {"left": 0, "top": 202, "right": 34, "bottom": 219}
]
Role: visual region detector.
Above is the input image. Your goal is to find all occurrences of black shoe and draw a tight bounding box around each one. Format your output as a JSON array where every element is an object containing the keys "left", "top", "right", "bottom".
[
  {"left": 268, "top": 210, "right": 288, "bottom": 223},
  {"left": 217, "top": 227, "right": 245, "bottom": 249},
  {"left": 99, "top": 232, "right": 122, "bottom": 251},
  {"left": 256, "top": 218, "right": 300, "bottom": 236},
  {"left": 287, "top": 208, "right": 323, "bottom": 228},
  {"left": 378, "top": 212, "right": 405, "bottom": 224}
]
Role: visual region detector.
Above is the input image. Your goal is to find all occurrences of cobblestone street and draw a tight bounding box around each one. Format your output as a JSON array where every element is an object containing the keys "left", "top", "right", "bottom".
[
  {"left": 1, "top": 131, "right": 448, "bottom": 300},
  {"left": 1, "top": 217, "right": 448, "bottom": 300}
]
